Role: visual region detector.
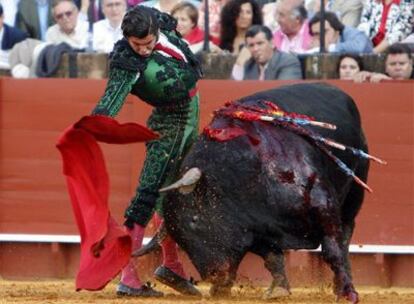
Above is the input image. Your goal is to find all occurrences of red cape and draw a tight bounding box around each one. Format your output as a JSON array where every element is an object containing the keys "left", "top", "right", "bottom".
[{"left": 56, "top": 115, "right": 158, "bottom": 291}]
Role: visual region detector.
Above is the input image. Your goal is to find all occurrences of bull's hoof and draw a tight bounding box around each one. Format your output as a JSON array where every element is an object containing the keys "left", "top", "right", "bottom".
[
  {"left": 336, "top": 291, "right": 359, "bottom": 304},
  {"left": 262, "top": 286, "right": 290, "bottom": 300},
  {"left": 154, "top": 266, "right": 201, "bottom": 296},
  {"left": 209, "top": 285, "right": 232, "bottom": 297}
]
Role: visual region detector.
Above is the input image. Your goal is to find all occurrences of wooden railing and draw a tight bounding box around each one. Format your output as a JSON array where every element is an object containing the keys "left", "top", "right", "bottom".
[{"left": 0, "top": 52, "right": 389, "bottom": 80}]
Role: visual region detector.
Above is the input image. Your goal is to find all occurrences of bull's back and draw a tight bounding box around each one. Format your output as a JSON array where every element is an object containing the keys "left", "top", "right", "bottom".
[{"left": 238, "top": 83, "right": 365, "bottom": 149}]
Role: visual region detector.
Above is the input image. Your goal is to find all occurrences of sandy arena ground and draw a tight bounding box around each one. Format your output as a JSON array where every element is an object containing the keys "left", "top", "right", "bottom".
[{"left": 0, "top": 280, "right": 413, "bottom": 304}]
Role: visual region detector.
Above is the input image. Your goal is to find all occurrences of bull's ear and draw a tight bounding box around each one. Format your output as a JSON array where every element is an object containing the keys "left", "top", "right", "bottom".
[{"left": 159, "top": 168, "right": 202, "bottom": 194}]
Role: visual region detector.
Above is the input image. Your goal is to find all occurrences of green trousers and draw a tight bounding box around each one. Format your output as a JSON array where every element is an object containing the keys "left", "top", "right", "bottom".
[{"left": 124, "top": 96, "right": 199, "bottom": 227}]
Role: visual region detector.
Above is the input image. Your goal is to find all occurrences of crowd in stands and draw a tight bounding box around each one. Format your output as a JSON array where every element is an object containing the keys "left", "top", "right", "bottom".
[{"left": 0, "top": 0, "right": 413, "bottom": 80}]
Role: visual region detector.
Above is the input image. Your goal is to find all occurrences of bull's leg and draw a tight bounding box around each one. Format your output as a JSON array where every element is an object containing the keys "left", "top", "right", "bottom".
[
  {"left": 334, "top": 222, "right": 354, "bottom": 295},
  {"left": 321, "top": 235, "right": 359, "bottom": 304},
  {"left": 339, "top": 169, "right": 367, "bottom": 293},
  {"left": 262, "top": 251, "right": 290, "bottom": 299},
  {"left": 337, "top": 167, "right": 367, "bottom": 296},
  {"left": 209, "top": 262, "right": 238, "bottom": 297}
]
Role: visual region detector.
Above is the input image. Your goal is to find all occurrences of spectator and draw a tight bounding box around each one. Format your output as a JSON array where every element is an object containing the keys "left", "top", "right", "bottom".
[
  {"left": 354, "top": 43, "right": 414, "bottom": 82},
  {"left": 308, "top": 11, "right": 373, "bottom": 53},
  {"left": 74, "top": 0, "right": 105, "bottom": 23},
  {"left": 140, "top": 0, "right": 200, "bottom": 14},
  {"left": 273, "top": 0, "right": 312, "bottom": 54},
  {"left": 0, "top": 0, "right": 20, "bottom": 26},
  {"left": 232, "top": 25, "right": 302, "bottom": 80},
  {"left": 15, "top": 0, "right": 54, "bottom": 41},
  {"left": 358, "top": 0, "right": 413, "bottom": 54},
  {"left": 93, "top": 0, "right": 126, "bottom": 52},
  {"left": 220, "top": 0, "right": 262, "bottom": 54},
  {"left": 306, "top": 0, "right": 363, "bottom": 28},
  {"left": 46, "top": 0, "right": 89, "bottom": 48},
  {"left": 198, "top": 0, "right": 228, "bottom": 40},
  {"left": 171, "top": 2, "right": 221, "bottom": 54},
  {"left": 0, "top": 3, "right": 28, "bottom": 67},
  {"left": 0, "top": 3, "right": 28, "bottom": 50},
  {"left": 336, "top": 53, "right": 364, "bottom": 80},
  {"left": 88, "top": 0, "right": 105, "bottom": 22}
]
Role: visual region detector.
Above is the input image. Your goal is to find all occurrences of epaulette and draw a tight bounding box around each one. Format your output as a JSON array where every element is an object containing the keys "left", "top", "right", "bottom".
[{"left": 109, "top": 39, "right": 147, "bottom": 73}]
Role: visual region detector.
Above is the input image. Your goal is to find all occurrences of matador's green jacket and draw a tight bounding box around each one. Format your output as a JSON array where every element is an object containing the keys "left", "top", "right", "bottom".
[{"left": 92, "top": 10, "right": 202, "bottom": 228}]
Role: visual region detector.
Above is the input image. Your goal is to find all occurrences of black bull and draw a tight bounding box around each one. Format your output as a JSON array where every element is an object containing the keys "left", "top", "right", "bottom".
[{"left": 159, "top": 83, "right": 369, "bottom": 303}]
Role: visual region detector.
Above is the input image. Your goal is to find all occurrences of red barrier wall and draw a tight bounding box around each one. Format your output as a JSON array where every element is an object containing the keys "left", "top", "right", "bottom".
[{"left": 0, "top": 78, "right": 413, "bottom": 286}]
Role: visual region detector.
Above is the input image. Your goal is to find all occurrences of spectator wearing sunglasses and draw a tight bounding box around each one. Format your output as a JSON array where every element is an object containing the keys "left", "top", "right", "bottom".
[{"left": 45, "top": 0, "right": 89, "bottom": 48}]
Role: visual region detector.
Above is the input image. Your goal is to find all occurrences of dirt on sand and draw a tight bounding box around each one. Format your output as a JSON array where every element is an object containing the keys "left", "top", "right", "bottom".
[{"left": 1, "top": 280, "right": 413, "bottom": 304}]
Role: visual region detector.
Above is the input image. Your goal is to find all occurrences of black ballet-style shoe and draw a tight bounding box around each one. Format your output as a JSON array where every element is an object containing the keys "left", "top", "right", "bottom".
[{"left": 154, "top": 265, "right": 201, "bottom": 296}]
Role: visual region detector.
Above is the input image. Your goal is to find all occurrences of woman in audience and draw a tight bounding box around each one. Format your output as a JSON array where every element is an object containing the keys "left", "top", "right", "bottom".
[
  {"left": 219, "top": 0, "right": 262, "bottom": 54},
  {"left": 358, "top": 0, "right": 413, "bottom": 53},
  {"left": 171, "top": 2, "right": 221, "bottom": 54},
  {"left": 336, "top": 53, "right": 364, "bottom": 80}
]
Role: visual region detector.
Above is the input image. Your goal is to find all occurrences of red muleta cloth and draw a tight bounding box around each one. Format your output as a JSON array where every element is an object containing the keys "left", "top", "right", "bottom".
[{"left": 56, "top": 115, "right": 159, "bottom": 291}]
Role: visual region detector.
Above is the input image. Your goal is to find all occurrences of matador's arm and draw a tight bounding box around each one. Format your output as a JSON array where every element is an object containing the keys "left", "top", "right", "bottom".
[{"left": 92, "top": 68, "right": 140, "bottom": 117}]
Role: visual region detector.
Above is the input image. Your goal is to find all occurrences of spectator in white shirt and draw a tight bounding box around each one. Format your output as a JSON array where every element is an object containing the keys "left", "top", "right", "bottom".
[
  {"left": 93, "top": 0, "right": 126, "bottom": 53},
  {"left": 46, "top": 0, "right": 88, "bottom": 48}
]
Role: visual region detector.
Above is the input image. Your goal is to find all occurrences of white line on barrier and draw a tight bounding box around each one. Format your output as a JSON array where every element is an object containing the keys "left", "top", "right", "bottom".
[
  {"left": 0, "top": 234, "right": 151, "bottom": 245},
  {"left": 0, "top": 234, "right": 413, "bottom": 254}
]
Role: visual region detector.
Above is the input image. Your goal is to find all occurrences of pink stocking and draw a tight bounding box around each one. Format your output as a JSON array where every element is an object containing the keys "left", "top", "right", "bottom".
[
  {"left": 120, "top": 223, "right": 145, "bottom": 288},
  {"left": 154, "top": 213, "right": 186, "bottom": 278}
]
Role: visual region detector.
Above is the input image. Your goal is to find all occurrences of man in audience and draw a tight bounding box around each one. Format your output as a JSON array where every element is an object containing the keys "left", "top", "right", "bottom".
[
  {"left": 308, "top": 11, "right": 373, "bottom": 54},
  {"left": 46, "top": 0, "right": 89, "bottom": 48},
  {"left": 353, "top": 43, "right": 414, "bottom": 82},
  {"left": 273, "top": 0, "right": 312, "bottom": 53},
  {"left": 1, "top": 3, "right": 28, "bottom": 50},
  {"left": 0, "top": 3, "right": 28, "bottom": 67},
  {"left": 15, "top": 0, "right": 54, "bottom": 41},
  {"left": 232, "top": 25, "right": 302, "bottom": 80},
  {"left": 93, "top": 0, "right": 126, "bottom": 52}
]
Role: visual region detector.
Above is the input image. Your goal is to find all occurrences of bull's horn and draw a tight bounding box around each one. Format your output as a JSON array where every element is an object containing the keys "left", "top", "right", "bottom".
[{"left": 159, "top": 167, "right": 202, "bottom": 194}]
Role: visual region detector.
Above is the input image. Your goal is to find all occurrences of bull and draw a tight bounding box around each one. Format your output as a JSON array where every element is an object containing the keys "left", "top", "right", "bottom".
[{"left": 140, "top": 83, "right": 378, "bottom": 303}]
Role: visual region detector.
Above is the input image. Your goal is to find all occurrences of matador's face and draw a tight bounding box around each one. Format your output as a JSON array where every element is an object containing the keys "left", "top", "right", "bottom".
[{"left": 127, "top": 33, "right": 157, "bottom": 57}]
